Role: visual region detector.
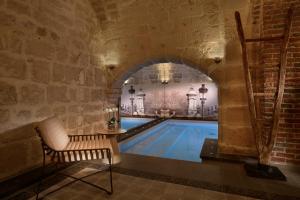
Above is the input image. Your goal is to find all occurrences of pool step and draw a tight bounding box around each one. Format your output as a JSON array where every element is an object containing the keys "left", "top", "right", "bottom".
[{"left": 200, "top": 139, "right": 256, "bottom": 163}]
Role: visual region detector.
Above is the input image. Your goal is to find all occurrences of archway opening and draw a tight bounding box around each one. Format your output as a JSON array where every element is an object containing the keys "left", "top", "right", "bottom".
[
  {"left": 120, "top": 62, "right": 218, "bottom": 119},
  {"left": 116, "top": 62, "right": 218, "bottom": 163}
]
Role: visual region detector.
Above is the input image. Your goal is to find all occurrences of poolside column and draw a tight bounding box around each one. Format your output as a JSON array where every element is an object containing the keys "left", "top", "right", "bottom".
[{"left": 128, "top": 85, "right": 136, "bottom": 116}]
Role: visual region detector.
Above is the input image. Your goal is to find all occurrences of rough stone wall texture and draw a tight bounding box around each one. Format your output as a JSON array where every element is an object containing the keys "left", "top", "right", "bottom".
[
  {"left": 0, "top": 0, "right": 107, "bottom": 180},
  {"left": 93, "top": 0, "right": 257, "bottom": 158},
  {"left": 255, "top": 0, "right": 300, "bottom": 165},
  {"left": 2, "top": 0, "right": 299, "bottom": 182}
]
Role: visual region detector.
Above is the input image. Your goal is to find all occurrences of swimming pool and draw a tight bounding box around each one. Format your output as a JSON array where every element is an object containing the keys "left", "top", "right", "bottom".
[
  {"left": 120, "top": 120, "right": 218, "bottom": 162},
  {"left": 120, "top": 117, "right": 154, "bottom": 131}
]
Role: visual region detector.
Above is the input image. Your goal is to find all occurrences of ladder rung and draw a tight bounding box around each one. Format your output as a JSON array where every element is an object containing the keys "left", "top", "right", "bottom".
[
  {"left": 253, "top": 92, "right": 275, "bottom": 97},
  {"left": 256, "top": 118, "right": 272, "bottom": 121},
  {"left": 249, "top": 65, "right": 279, "bottom": 69},
  {"left": 256, "top": 118, "right": 264, "bottom": 122},
  {"left": 245, "top": 36, "right": 283, "bottom": 43}
]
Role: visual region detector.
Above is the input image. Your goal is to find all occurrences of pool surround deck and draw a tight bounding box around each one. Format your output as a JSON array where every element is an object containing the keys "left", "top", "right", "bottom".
[{"left": 114, "top": 153, "right": 300, "bottom": 200}]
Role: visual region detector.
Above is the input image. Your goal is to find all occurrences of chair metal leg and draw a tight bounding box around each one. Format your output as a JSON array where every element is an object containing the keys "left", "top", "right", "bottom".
[
  {"left": 36, "top": 151, "right": 46, "bottom": 200},
  {"left": 109, "top": 156, "right": 113, "bottom": 195},
  {"left": 36, "top": 164, "right": 113, "bottom": 199}
]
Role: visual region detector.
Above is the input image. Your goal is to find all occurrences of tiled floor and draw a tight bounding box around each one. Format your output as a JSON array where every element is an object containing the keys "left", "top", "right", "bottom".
[
  {"left": 29, "top": 168, "right": 259, "bottom": 200},
  {"left": 6, "top": 154, "right": 300, "bottom": 200},
  {"left": 114, "top": 154, "right": 300, "bottom": 199}
]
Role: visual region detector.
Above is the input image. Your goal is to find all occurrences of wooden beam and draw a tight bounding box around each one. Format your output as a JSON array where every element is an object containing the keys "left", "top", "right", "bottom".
[
  {"left": 245, "top": 36, "right": 283, "bottom": 43},
  {"left": 268, "top": 8, "right": 293, "bottom": 149},
  {"left": 249, "top": 65, "right": 279, "bottom": 70},
  {"left": 253, "top": 92, "right": 275, "bottom": 97},
  {"left": 235, "top": 11, "right": 263, "bottom": 151}
]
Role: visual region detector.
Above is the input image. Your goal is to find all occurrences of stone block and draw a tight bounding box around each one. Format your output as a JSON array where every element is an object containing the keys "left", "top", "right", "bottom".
[
  {"left": 83, "top": 104, "right": 100, "bottom": 113},
  {"left": 95, "top": 68, "right": 105, "bottom": 86},
  {"left": 225, "top": 65, "right": 244, "bottom": 85},
  {"left": 222, "top": 106, "right": 251, "bottom": 127},
  {"left": 80, "top": 54, "right": 89, "bottom": 67},
  {"left": 84, "top": 114, "right": 100, "bottom": 125},
  {"left": 69, "top": 88, "right": 77, "bottom": 101},
  {"left": 29, "top": 59, "right": 51, "bottom": 83},
  {"left": 0, "top": 142, "right": 28, "bottom": 179},
  {"left": 35, "top": 106, "right": 52, "bottom": 118},
  {"left": 78, "top": 115, "right": 84, "bottom": 127},
  {"left": 50, "top": 31, "right": 60, "bottom": 42},
  {"left": 7, "top": 0, "right": 31, "bottom": 16},
  {"left": 56, "top": 45, "right": 68, "bottom": 62},
  {"left": 68, "top": 105, "right": 82, "bottom": 113},
  {"left": 219, "top": 84, "right": 248, "bottom": 106},
  {"left": 68, "top": 116, "right": 78, "bottom": 129},
  {"left": 20, "top": 84, "right": 45, "bottom": 105},
  {"left": 47, "top": 85, "right": 69, "bottom": 103},
  {"left": 25, "top": 39, "right": 55, "bottom": 60},
  {"left": 0, "top": 12, "right": 16, "bottom": 27},
  {"left": 0, "top": 33, "right": 8, "bottom": 51},
  {"left": 78, "top": 88, "right": 90, "bottom": 102},
  {"left": 209, "top": 67, "right": 226, "bottom": 88},
  {"left": 220, "top": 0, "right": 248, "bottom": 10},
  {"left": 90, "top": 54, "right": 101, "bottom": 66},
  {"left": 85, "top": 69, "right": 94, "bottom": 86},
  {"left": 52, "top": 64, "right": 66, "bottom": 83},
  {"left": 28, "top": 137, "right": 42, "bottom": 165},
  {"left": 0, "top": 32, "right": 24, "bottom": 54},
  {"left": 71, "top": 39, "right": 84, "bottom": 50},
  {"left": 53, "top": 106, "right": 66, "bottom": 115},
  {"left": 0, "top": 53, "right": 26, "bottom": 79},
  {"left": 0, "top": 81, "right": 17, "bottom": 105},
  {"left": 9, "top": 34, "right": 23, "bottom": 54},
  {"left": 221, "top": 125, "right": 255, "bottom": 147},
  {"left": 16, "top": 110, "right": 32, "bottom": 120},
  {"left": 0, "top": 109, "right": 9, "bottom": 123},
  {"left": 33, "top": 9, "right": 66, "bottom": 33},
  {"left": 218, "top": 142, "right": 257, "bottom": 157},
  {"left": 225, "top": 41, "right": 242, "bottom": 64},
  {"left": 0, "top": 123, "right": 36, "bottom": 145},
  {"left": 91, "top": 89, "right": 102, "bottom": 102},
  {"left": 93, "top": 122, "right": 105, "bottom": 132},
  {"left": 69, "top": 50, "right": 81, "bottom": 65},
  {"left": 83, "top": 125, "right": 92, "bottom": 133},
  {"left": 36, "top": 27, "right": 47, "bottom": 37},
  {"left": 65, "top": 67, "right": 84, "bottom": 84}
]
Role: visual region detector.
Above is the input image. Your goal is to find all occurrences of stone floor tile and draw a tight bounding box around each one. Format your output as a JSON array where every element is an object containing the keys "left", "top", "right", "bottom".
[
  {"left": 201, "top": 189, "right": 227, "bottom": 200},
  {"left": 164, "top": 183, "right": 187, "bottom": 196},
  {"left": 18, "top": 168, "right": 263, "bottom": 200},
  {"left": 182, "top": 186, "right": 205, "bottom": 200}
]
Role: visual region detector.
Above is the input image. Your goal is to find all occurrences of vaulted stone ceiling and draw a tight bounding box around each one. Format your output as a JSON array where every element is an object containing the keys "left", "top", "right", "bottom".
[
  {"left": 88, "top": 0, "right": 251, "bottom": 86},
  {"left": 126, "top": 63, "right": 213, "bottom": 85}
]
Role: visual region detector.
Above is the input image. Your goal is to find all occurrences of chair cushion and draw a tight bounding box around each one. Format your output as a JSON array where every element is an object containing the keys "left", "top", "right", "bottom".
[{"left": 37, "top": 117, "right": 70, "bottom": 151}]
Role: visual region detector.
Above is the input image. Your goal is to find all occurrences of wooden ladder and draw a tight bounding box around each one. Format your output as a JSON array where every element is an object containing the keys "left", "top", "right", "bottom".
[{"left": 234, "top": 9, "right": 293, "bottom": 163}]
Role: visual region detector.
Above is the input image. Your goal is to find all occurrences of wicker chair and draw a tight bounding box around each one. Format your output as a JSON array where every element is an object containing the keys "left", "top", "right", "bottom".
[{"left": 35, "top": 117, "right": 113, "bottom": 199}]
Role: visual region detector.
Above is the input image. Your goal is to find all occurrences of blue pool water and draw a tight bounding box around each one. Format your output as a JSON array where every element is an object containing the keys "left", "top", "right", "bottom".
[
  {"left": 121, "top": 117, "right": 154, "bottom": 131},
  {"left": 120, "top": 120, "right": 218, "bottom": 162}
]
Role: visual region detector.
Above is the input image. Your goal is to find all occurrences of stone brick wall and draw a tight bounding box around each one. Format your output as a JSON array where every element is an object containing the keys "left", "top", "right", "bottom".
[
  {"left": 256, "top": 0, "right": 300, "bottom": 164},
  {"left": 0, "top": 0, "right": 107, "bottom": 180},
  {"left": 2, "top": 0, "right": 298, "bottom": 182}
]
